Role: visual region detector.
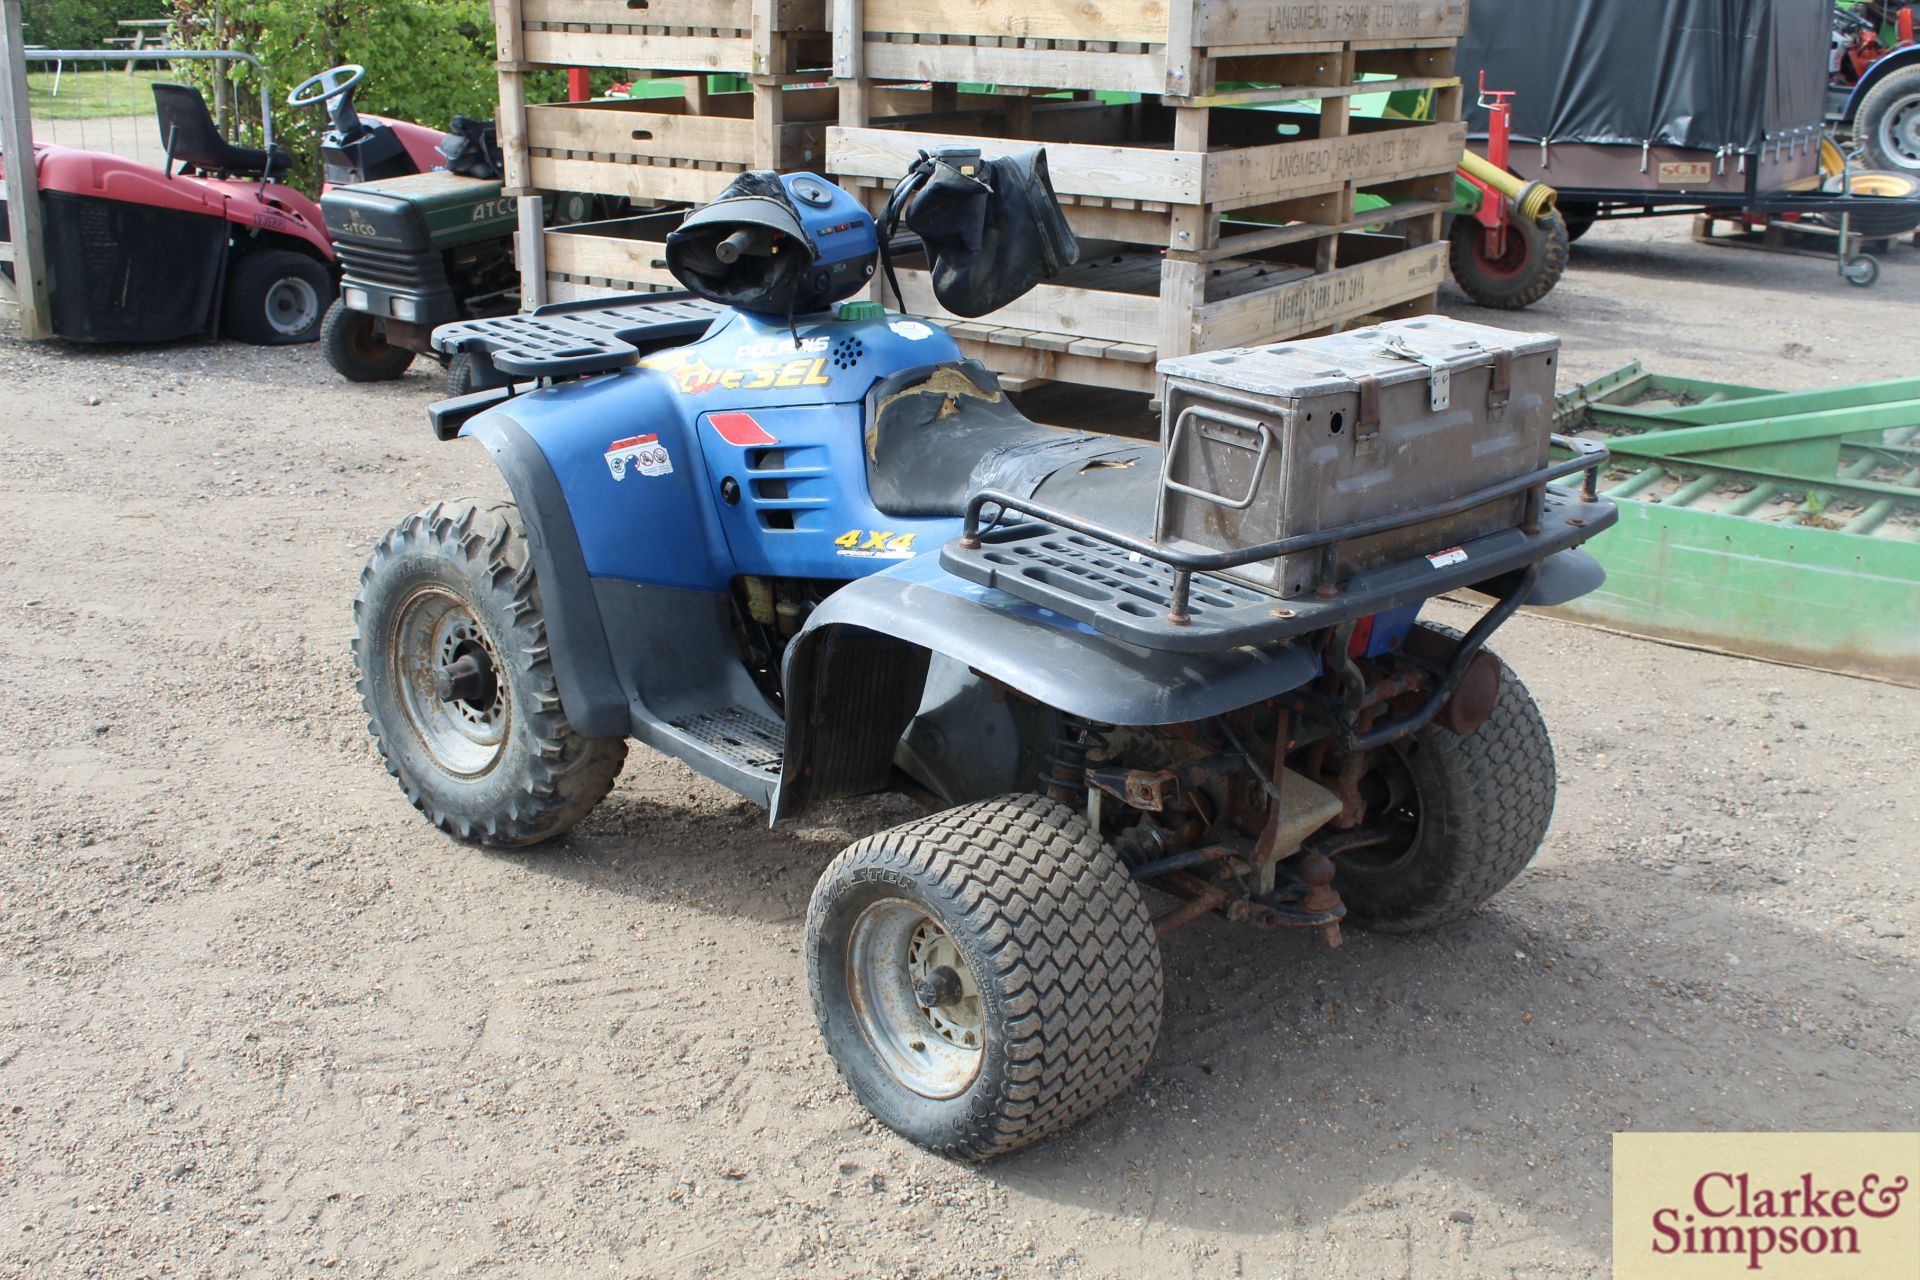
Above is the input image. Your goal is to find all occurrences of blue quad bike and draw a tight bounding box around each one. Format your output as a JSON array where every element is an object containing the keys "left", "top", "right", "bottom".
[{"left": 352, "top": 153, "right": 1618, "bottom": 1160}]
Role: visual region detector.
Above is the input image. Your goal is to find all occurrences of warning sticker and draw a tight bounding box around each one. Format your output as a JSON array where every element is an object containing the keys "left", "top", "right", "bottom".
[
  {"left": 606, "top": 434, "right": 673, "bottom": 480},
  {"left": 1426, "top": 546, "right": 1468, "bottom": 569}
]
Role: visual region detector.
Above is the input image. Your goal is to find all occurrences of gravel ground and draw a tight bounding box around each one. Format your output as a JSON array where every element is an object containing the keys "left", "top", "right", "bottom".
[{"left": 2, "top": 216, "right": 1917, "bottom": 1278}]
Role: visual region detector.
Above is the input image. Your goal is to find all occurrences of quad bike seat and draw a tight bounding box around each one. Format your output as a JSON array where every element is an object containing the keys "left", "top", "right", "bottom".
[
  {"left": 153, "top": 83, "right": 290, "bottom": 180},
  {"left": 865, "top": 362, "right": 1152, "bottom": 519}
]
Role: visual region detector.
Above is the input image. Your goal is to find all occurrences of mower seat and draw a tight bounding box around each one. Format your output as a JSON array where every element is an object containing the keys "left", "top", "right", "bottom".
[
  {"left": 153, "top": 83, "right": 290, "bottom": 180},
  {"left": 865, "top": 362, "right": 1152, "bottom": 519}
]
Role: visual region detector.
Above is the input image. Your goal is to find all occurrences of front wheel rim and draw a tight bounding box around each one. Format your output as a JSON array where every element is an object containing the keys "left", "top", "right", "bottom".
[
  {"left": 846, "top": 900, "right": 985, "bottom": 1099},
  {"left": 390, "top": 586, "right": 509, "bottom": 777},
  {"left": 265, "top": 276, "right": 321, "bottom": 336}
]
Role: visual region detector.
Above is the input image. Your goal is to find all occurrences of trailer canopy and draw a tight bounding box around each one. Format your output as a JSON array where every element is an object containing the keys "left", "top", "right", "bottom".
[{"left": 1460, "top": 0, "right": 1832, "bottom": 153}]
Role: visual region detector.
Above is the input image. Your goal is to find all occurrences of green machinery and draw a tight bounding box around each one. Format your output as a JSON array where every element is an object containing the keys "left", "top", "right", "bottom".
[{"left": 1549, "top": 367, "right": 1920, "bottom": 685}]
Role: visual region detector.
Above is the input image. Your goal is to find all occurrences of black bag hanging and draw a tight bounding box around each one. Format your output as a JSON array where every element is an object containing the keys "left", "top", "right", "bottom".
[
  {"left": 437, "top": 116, "right": 504, "bottom": 180},
  {"left": 880, "top": 147, "right": 1079, "bottom": 318}
]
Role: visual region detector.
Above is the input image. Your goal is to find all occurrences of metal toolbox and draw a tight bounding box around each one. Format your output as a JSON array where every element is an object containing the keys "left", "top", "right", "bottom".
[{"left": 1155, "top": 316, "right": 1560, "bottom": 598}]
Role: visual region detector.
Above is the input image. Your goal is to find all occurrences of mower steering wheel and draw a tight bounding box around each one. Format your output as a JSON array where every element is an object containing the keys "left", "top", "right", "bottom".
[{"left": 288, "top": 64, "right": 366, "bottom": 108}]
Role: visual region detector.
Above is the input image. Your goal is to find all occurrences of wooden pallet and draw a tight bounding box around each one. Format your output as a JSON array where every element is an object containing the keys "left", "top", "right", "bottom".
[
  {"left": 881, "top": 235, "right": 1447, "bottom": 392},
  {"left": 839, "top": 0, "right": 1465, "bottom": 97},
  {"left": 831, "top": 98, "right": 1463, "bottom": 253}
]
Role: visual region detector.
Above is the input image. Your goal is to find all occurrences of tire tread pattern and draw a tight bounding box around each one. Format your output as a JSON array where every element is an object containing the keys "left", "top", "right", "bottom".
[
  {"left": 1449, "top": 212, "right": 1570, "bottom": 311},
  {"left": 351, "top": 500, "right": 626, "bottom": 846},
  {"left": 808, "top": 794, "right": 1163, "bottom": 1161},
  {"left": 1349, "top": 630, "right": 1556, "bottom": 933}
]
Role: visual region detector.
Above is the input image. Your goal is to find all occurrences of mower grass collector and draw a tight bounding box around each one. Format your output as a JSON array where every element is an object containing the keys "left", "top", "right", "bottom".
[{"left": 351, "top": 155, "right": 1616, "bottom": 1159}]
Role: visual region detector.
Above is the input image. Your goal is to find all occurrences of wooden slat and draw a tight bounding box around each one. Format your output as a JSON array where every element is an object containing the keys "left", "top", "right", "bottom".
[
  {"left": 529, "top": 99, "right": 761, "bottom": 164},
  {"left": 861, "top": 37, "right": 1164, "bottom": 94},
  {"left": 887, "top": 264, "right": 1162, "bottom": 345},
  {"left": 949, "top": 336, "right": 1157, "bottom": 393},
  {"left": 1202, "top": 120, "right": 1465, "bottom": 207},
  {"left": 530, "top": 153, "right": 740, "bottom": 202},
  {"left": 1195, "top": 196, "right": 1453, "bottom": 261},
  {"left": 523, "top": 27, "right": 752, "bottom": 70},
  {"left": 544, "top": 221, "right": 682, "bottom": 286},
  {"left": 830, "top": 124, "right": 1203, "bottom": 204},
  {"left": 856, "top": 0, "right": 1463, "bottom": 49},
  {"left": 523, "top": 0, "right": 816, "bottom": 32},
  {"left": 1193, "top": 241, "right": 1446, "bottom": 350},
  {"left": 1174, "top": 74, "right": 1457, "bottom": 110}
]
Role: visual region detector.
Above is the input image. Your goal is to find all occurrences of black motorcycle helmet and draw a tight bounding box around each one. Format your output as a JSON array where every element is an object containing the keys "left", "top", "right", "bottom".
[{"left": 665, "top": 171, "right": 878, "bottom": 317}]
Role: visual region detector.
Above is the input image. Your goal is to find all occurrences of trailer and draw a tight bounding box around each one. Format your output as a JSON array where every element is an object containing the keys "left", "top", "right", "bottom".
[{"left": 1459, "top": 0, "right": 1920, "bottom": 285}]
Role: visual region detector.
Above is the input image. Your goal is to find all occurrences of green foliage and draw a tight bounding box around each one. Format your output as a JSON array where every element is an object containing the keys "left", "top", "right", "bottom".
[
  {"left": 21, "top": 0, "right": 172, "bottom": 49},
  {"left": 171, "top": 0, "right": 506, "bottom": 193}
]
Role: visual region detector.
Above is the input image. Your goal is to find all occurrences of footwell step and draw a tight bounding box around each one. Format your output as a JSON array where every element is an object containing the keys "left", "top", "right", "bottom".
[{"left": 669, "top": 706, "right": 785, "bottom": 774}]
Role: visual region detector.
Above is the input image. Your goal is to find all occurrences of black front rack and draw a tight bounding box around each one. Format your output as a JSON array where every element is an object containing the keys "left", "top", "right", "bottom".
[
  {"left": 431, "top": 292, "right": 722, "bottom": 379},
  {"left": 939, "top": 435, "right": 1614, "bottom": 653}
]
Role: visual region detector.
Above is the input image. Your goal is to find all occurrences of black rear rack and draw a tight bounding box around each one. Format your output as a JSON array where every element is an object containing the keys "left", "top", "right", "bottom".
[
  {"left": 431, "top": 292, "right": 722, "bottom": 379},
  {"left": 939, "top": 435, "right": 1614, "bottom": 652}
]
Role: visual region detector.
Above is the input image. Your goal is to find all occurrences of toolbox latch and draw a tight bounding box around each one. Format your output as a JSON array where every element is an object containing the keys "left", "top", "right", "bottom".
[
  {"left": 1381, "top": 333, "right": 1452, "bottom": 412},
  {"left": 1353, "top": 374, "right": 1382, "bottom": 457},
  {"left": 1487, "top": 348, "right": 1512, "bottom": 414}
]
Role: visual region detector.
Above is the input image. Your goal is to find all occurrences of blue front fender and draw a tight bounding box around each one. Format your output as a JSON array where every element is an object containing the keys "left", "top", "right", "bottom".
[{"left": 467, "top": 369, "right": 737, "bottom": 592}]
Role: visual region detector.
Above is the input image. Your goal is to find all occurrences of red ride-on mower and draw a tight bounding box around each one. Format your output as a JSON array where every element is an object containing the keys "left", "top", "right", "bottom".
[
  {"left": 1449, "top": 76, "right": 1569, "bottom": 310},
  {"left": 0, "top": 67, "right": 460, "bottom": 347},
  {"left": 0, "top": 82, "right": 334, "bottom": 344}
]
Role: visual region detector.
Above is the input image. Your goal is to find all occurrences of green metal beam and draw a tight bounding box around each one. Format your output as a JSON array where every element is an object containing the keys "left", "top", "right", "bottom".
[{"left": 1599, "top": 375, "right": 1920, "bottom": 427}]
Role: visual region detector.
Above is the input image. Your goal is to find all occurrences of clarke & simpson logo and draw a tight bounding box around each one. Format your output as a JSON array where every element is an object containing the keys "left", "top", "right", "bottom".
[{"left": 1614, "top": 1133, "right": 1920, "bottom": 1278}]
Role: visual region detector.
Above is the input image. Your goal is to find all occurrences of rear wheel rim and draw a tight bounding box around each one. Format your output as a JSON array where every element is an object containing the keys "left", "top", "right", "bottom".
[
  {"left": 1332, "top": 749, "right": 1424, "bottom": 879},
  {"left": 265, "top": 276, "right": 321, "bottom": 337},
  {"left": 1879, "top": 95, "right": 1920, "bottom": 169},
  {"left": 390, "top": 586, "right": 508, "bottom": 777},
  {"left": 846, "top": 900, "right": 984, "bottom": 1099}
]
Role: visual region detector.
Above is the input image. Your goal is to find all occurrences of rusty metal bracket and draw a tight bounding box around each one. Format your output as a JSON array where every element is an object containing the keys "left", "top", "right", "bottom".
[{"left": 1086, "top": 766, "right": 1180, "bottom": 812}]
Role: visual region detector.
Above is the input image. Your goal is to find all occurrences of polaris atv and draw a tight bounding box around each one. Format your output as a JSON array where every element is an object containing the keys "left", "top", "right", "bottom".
[{"left": 351, "top": 152, "right": 1617, "bottom": 1160}]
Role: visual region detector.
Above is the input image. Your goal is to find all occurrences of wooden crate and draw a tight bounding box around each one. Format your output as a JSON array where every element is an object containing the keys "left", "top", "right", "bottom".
[
  {"left": 881, "top": 233, "right": 1448, "bottom": 392},
  {"left": 508, "top": 0, "right": 828, "bottom": 75},
  {"left": 831, "top": 99, "right": 1465, "bottom": 253},
  {"left": 840, "top": 0, "right": 1466, "bottom": 97}
]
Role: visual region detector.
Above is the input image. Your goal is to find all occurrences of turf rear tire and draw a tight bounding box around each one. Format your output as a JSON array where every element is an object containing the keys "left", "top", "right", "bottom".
[
  {"left": 352, "top": 499, "right": 627, "bottom": 846},
  {"left": 322, "top": 302, "right": 415, "bottom": 382},
  {"left": 224, "top": 249, "right": 332, "bottom": 345},
  {"left": 1449, "top": 212, "right": 1569, "bottom": 310},
  {"left": 1332, "top": 627, "right": 1555, "bottom": 933},
  {"left": 807, "top": 794, "right": 1163, "bottom": 1161}
]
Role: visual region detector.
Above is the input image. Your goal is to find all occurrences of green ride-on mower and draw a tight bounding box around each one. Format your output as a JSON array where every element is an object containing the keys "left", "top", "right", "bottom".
[
  {"left": 305, "top": 65, "right": 521, "bottom": 390},
  {"left": 351, "top": 150, "right": 1617, "bottom": 1159},
  {"left": 319, "top": 170, "right": 519, "bottom": 389}
]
